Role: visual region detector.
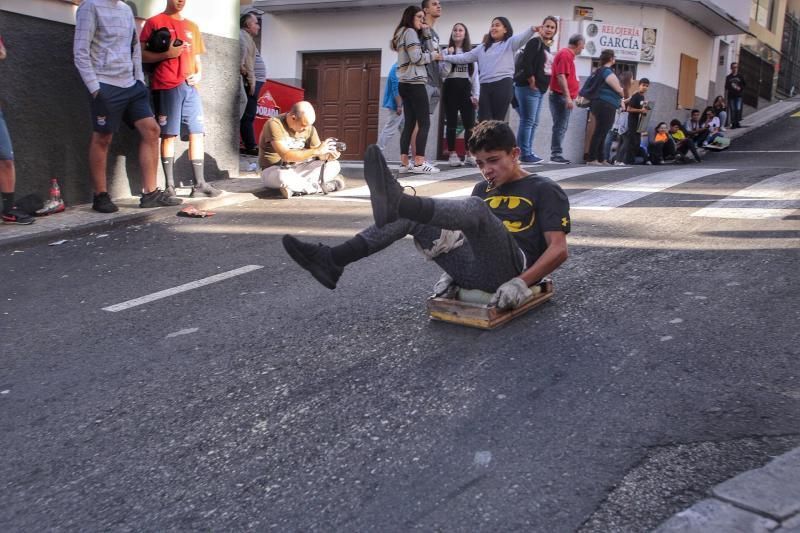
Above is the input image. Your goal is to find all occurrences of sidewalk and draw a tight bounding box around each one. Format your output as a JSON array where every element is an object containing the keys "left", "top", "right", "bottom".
[
  {"left": 654, "top": 446, "right": 800, "bottom": 532},
  {"left": 0, "top": 158, "right": 266, "bottom": 251}
]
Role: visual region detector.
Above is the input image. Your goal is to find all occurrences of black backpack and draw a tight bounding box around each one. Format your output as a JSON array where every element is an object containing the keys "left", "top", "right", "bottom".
[{"left": 579, "top": 67, "right": 608, "bottom": 100}]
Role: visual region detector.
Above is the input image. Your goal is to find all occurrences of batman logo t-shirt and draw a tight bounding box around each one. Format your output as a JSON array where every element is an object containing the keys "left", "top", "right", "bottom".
[{"left": 471, "top": 174, "right": 571, "bottom": 266}]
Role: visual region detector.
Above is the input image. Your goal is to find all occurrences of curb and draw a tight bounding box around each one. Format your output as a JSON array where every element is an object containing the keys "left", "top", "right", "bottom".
[
  {"left": 654, "top": 446, "right": 800, "bottom": 532},
  {"left": 0, "top": 178, "right": 263, "bottom": 251}
]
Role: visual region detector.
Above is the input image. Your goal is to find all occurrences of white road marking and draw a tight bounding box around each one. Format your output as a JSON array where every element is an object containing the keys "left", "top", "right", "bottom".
[
  {"left": 103, "top": 265, "right": 264, "bottom": 312},
  {"left": 570, "top": 168, "right": 730, "bottom": 210},
  {"left": 726, "top": 150, "right": 800, "bottom": 153},
  {"left": 434, "top": 166, "right": 628, "bottom": 198},
  {"left": 690, "top": 171, "right": 800, "bottom": 219}
]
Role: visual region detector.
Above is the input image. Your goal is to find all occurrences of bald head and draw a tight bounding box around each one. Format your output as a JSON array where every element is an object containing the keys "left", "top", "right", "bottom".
[{"left": 290, "top": 101, "right": 316, "bottom": 126}]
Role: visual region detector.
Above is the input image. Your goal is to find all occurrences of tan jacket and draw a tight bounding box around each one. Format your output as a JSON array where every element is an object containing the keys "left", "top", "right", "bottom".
[{"left": 240, "top": 29, "right": 256, "bottom": 95}]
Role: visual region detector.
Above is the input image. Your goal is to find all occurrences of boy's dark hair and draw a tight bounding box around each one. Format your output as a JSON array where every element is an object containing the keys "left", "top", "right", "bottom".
[
  {"left": 691, "top": 109, "right": 700, "bottom": 114},
  {"left": 240, "top": 12, "right": 257, "bottom": 29},
  {"left": 467, "top": 120, "right": 517, "bottom": 154},
  {"left": 639, "top": 78, "right": 650, "bottom": 85},
  {"left": 669, "top": 119, "right": 682, "bottom": 127}
]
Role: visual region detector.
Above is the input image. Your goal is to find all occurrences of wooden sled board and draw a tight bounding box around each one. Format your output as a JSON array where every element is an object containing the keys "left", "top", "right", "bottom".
[{"left": 427, "top": 279, "right": 554, "bottom": 330}]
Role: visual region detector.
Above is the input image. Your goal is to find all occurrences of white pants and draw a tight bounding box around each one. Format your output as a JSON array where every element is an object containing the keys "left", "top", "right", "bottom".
[
  {"left": 261, "top": 159, "right": 342, "bottom": 194},
  {"left": 377, "top": 110, "right": 404, "bottom": 151}
]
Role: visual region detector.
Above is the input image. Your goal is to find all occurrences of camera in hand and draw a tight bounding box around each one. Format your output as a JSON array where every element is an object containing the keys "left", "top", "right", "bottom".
[{"left": 333, "top": 139, "right": 347, "bottom": 152}]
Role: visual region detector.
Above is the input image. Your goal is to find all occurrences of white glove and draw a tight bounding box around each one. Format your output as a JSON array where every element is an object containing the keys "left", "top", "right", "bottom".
[
  {"left": 432, "top": 272, "right": 455, "bottom": 297},
  {"left": 490, "top": 278, "right": 532, "bottom": 310}
]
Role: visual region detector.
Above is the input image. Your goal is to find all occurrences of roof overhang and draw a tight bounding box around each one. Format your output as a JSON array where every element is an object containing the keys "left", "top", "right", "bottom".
[{"left": 253, "top": 0, "right": 749, "bottom": 36}]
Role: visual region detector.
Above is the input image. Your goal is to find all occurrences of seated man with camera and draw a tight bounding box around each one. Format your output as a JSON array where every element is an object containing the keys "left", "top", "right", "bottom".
[{"left": 258, "top": 101, "right": 346, "bottom": 198}]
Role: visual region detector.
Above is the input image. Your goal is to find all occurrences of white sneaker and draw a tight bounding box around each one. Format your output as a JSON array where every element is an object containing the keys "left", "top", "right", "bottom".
[
  {"left": 279, "top": 185, "right": 293, "bottom": 199},
  {"left": 398, "top": 164, "right": 412, "bottom": 174},
  {"left": 613, "top": 161, "right": 627, "bottom": 166},
  {"left": 410, "top": 161, "right": 440, "bottom": 174},
  {"left": 448, "top": 153, "right": 463, "bottom": 167},
  {"left": 464, "top": 155, "right": 477, "bottom": 167}
]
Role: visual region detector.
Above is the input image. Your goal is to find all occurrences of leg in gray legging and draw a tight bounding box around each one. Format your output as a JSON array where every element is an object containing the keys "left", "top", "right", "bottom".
[{"left": 357, "top": 196, "right": 523, "bottom": 292}]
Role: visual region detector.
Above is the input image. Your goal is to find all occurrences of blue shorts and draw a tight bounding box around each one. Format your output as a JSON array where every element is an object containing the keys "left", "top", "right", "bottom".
[
  {"left": 90, "top": 81, "right": 154, "bottom": 134},
  {"left": 153, "top": 83, "right": 205, "bottom": 136},
  {"left": 0, "top": 109, "right": 13, "bottom": 161}
]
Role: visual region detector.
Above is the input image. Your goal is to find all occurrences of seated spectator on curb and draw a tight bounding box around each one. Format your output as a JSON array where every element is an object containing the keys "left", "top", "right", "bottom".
[
  {"left": 0, "top": 33, "right": 34, "bottom": 225},
  {"left": 648, "top": 122, "right": 673, "bottom": 165},
  {"left": 668, "top": 119, "right": 701, "bottom": 163},
  {"left": 712, "top": 95, "right": 728, "bottom": 131},
  {"left": 258, "top": 101, "right": 345, "bottom": 199},
  {"left": 700, "top": 107, "right": 723, "bottom": 147},
  {"left": 684, "top": 109, "right": 709, "bottom": 147}
]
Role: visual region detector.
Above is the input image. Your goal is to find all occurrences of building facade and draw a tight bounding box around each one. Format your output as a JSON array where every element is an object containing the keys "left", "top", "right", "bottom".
[
  {"left": 252, "top": 0, "right": 749, "bottom": 162},
  {"left": 1, "top": 0, "right": 241, "bottom": 202}
]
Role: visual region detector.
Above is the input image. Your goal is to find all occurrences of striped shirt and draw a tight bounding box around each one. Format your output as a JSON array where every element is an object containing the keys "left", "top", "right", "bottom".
[
  {"left": 394, "top": 27, "right": 431, "bottom": 84},
  {"left": 73, "top": 0, "right": 143, "bottom": 94},
  {"left": 254, "top": 48, "right": 267, "bottom": 83}
]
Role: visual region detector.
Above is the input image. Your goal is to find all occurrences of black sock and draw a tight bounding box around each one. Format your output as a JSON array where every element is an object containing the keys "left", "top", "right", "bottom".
[
  {"left": 1, "top": 192, "right": 14, "bottom": 214},
  {"left": 191, "top": 159, "right": 205, "bottom": 186},
  {"left": 398, "top": 195, "right": 435, "bottom": 224},
  {"left": 330, "top": 235, "right": 369, "bottom": 267},
  {"left": 161, "top": 156, "right": 175, "bottom": 188}
]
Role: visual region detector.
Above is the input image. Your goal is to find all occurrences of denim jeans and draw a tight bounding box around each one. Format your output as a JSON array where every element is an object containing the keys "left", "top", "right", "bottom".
[
  {"left": 514, "top": 85, "right": 545, "bottom": 157},
  {"left": 549, "top": 92, "right": 572, "bottom": 158},
  {"left": 728, "top": 96, "right": 743, "bottom": 126}
]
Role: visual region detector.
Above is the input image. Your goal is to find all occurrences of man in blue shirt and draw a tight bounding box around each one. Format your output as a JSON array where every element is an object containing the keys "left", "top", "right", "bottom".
[{"left": 376, "top": 63, "right": 404, "bottom": 152}]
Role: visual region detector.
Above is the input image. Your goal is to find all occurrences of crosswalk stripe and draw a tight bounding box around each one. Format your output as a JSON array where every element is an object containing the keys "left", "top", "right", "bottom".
[
  {"left": 434, "top": 166, "right": 627, "bottom": 198},
  {"left": 690, "top": 171, "right": 800, "bottom": 219},
  {"left": 569, "top": 168, "right": 730, "bottom": 211}
]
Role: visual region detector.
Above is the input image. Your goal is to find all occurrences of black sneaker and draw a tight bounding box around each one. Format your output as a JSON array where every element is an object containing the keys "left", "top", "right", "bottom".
[
  {"left": 2, "top": 208, "right": 35, "bottom": 225},
  {"left": 190, "top": 183, "right": 222, "bottom": 198},
  {"left": 549, "top": 155, "right": 571, "bottom": 164},
  {"left": 92, "top": 192, "right": 119, "bottom": 213},
  {"left": 363, "top": 144, "right": 404, "bottom": 228},
  {"left": 140, "top": 189, "right": 183, "bottom": 208},
  {"left": 282, "top": 234, "right": 343, "bottom": 290}
]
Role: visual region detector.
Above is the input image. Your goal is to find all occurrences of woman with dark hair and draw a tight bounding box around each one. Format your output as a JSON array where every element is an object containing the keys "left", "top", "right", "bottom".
[
  {"left": 513, "top": 16, "right": 558, "bottom": 164},
  {"left": 239, "top": 12, "right": 260, "bottom": 155},
  {"left": 442, "top": 22, "right": 479, "bottom": 167},
  {"left": 392, "top": 5, "right": 442, "bottom": 174},
  {"left": 700, "top": 106, "right": 723, "bottom": 146},
  {"left": 606, "top": 70, "right": 633, "bottom": 164},
  {"left": 586, "top": 49, "right": 624, "bottom": 166},
  {"left": 443, "top": 17, "right": 539, "bottom": 121}
]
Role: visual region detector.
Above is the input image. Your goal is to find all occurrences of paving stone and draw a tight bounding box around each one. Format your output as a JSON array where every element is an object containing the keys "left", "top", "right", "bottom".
[
  {"left": 653, "top": 499, "right": 779, "bottom": 533},
  {"left": 712, "top": 449, "right": 800, "bottom": 520}
]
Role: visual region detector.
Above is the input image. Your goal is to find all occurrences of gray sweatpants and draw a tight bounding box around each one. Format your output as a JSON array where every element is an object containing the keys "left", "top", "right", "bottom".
[{"left": 358, "top": 196, "right": 524, "bottom": 292}]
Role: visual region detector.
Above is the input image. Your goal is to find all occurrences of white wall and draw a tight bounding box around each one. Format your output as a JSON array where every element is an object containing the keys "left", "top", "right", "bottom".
[{"left": 263, "top": 0, "right": 718, "bottom": 97}]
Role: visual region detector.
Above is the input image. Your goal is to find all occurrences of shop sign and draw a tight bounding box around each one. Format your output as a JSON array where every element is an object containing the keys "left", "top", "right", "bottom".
[{"left": 581, "top": 21, "right": 657, "bottom": 63}]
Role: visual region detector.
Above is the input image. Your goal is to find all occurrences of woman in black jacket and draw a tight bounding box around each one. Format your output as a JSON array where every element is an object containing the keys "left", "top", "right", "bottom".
[{"left": 512, "top": 16, "right": 557, "bottom": 164}]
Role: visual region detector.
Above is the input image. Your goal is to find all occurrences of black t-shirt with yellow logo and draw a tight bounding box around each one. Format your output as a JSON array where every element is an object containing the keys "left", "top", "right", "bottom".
[{"left": 471, "top": 174, "right": 571, "bottom": 267}]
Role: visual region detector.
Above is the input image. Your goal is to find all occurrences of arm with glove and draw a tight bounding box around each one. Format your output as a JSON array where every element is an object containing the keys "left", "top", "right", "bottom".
[{"left": 491, "top": 231, "right": 568, "bottom": 309}]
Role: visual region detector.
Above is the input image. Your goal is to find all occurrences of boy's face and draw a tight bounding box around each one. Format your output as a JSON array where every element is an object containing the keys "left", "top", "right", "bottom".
[
  {"left": 691, "top": 111, "right": 700, "bottom": 121},
  {"left": 639, "top": 83, "right": 649, "bottom": 94},
  {"left": 473, "top": 147, "right": 521, "bottom": 189},
  {"left": 670, "top": 124, "right": 680, "bottom": 133}
]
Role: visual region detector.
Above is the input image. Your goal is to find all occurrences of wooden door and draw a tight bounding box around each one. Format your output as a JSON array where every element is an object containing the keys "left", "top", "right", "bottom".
[
  {"left": 302, "top": 52, "right": 381, "bottom": 160},
  {"left": 677, "top": 54, "right": 698, "bottom": 109}
]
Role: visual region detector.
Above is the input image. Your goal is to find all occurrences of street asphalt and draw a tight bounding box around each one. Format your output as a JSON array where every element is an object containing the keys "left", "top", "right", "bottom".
[{"left": 1, "top": 107, "right": 798, "bottom": 531}]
